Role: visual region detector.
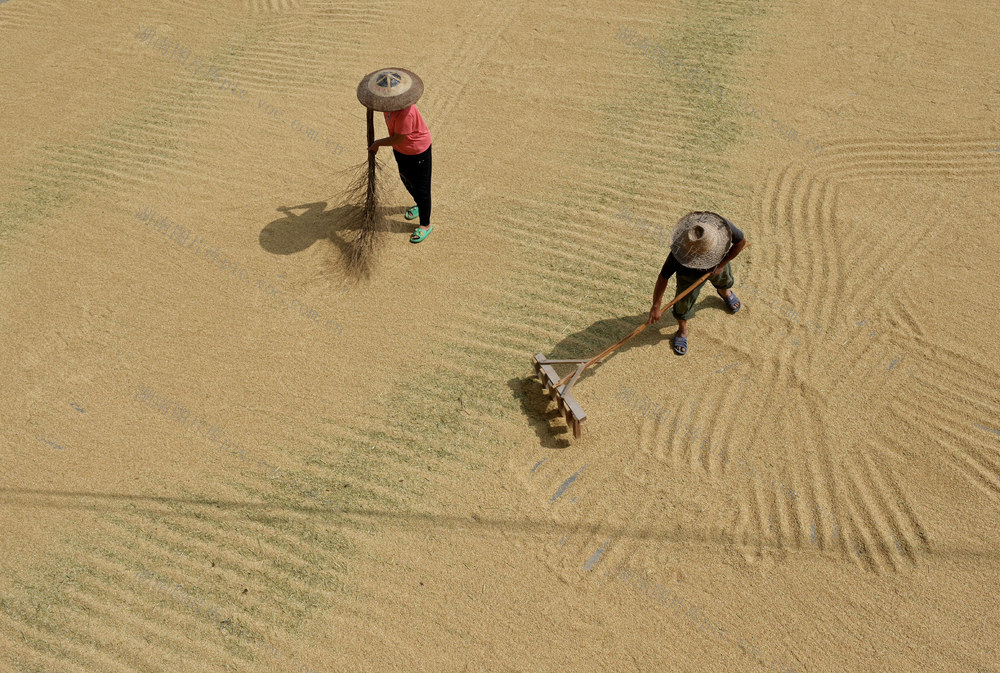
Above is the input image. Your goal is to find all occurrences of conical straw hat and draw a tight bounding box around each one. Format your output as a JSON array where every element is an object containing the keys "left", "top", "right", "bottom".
[
  {"left": 357, "top": 68, "right": 424, "bottom": 112},
  {"left": 669, "top": 211, "right": 732, "bottom": 269}
]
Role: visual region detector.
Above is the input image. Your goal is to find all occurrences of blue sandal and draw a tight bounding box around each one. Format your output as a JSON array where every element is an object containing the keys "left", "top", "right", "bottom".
[
  {"left": 721, "top": 290, "right": 741, "bottom": 313},
  {"left": 673, "top": 334, "right": 688, "bottom": 356},
  {"left": 404, "top": 206, "right": 419, "bottom": 220},
  {"left": 410, "top": 225, "right": 433, "bottom": 244}
]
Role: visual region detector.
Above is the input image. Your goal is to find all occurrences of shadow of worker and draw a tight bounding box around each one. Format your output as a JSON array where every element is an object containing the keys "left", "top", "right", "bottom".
[
  {"left": 507, "top": 311, "right": 677, "bottom": 448},
  {"left": 260, "top": 201, "right": 353, "bottom": 255}
]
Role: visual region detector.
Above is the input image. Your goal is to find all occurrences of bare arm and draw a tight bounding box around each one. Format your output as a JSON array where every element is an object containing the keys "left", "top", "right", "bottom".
[
  {"left": 711, "top": 238, "right": 748, "bottom": 274},
  {"left": 651, "top": 274, "right": 668, "bottom": 309},
  {"left": 648, "top": 274, "right": 670, "bottom": 323},
  {"left": 369, "top": 133, "right": 407, "bottom": 152}
]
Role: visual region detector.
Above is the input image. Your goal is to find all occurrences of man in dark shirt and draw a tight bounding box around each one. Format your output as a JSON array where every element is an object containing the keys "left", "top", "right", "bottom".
[{"left": 647, "top": 212, "right": 747, "bottom": 355}]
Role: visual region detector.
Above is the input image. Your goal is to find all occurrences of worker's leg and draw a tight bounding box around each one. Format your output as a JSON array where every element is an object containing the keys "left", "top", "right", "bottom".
[
  {"left": 393, "top": 149, "right": 419, "bottom": 203},
  {"left": 675, "top": 316, "right": 689, "bottom": 342},
  {"left": 709, "top": 263, "right": 740, "bottom": 311},
  {"left": 393, "top": 146, "right": 432, "bottom": 229},
  {"left": 671, "top": 271, "right": 705, "bottom": 354},
  {"left": 671, "top": 271, "right": 705, "bottom": 324},
  {"left": 408, "top": 146, "right": 432, "bottom": 228}
]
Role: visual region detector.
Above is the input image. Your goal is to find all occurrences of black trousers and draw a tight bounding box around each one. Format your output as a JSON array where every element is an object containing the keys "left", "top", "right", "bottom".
[{"left": 392, "top": 145, "right": 432, "bottom": 227}]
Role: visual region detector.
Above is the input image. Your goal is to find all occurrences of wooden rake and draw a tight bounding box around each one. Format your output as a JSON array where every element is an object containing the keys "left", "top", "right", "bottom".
[{"left": 531, "top": 270, "right": 713, "bottom": 440}]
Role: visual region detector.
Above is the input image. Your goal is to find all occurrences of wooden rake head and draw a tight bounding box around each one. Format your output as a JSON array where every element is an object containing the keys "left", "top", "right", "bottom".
[{"left": 531, "top": 354, "right": 588, "bottom": 439}]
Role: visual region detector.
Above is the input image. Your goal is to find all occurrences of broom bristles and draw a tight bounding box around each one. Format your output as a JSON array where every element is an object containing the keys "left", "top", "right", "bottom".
[{"left": 335, "top": 155, "right": 389, "bottom": 277}]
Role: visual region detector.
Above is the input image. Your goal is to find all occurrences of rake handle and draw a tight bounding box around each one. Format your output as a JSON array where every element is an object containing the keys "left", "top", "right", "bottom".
[{"left": 554, "top": 270, "right": 713, "bottom": 387}]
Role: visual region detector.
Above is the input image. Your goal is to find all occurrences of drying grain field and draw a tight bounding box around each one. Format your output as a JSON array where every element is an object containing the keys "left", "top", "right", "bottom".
[{"left": 2, "top": 1, "right": 999, "bottom": 671}]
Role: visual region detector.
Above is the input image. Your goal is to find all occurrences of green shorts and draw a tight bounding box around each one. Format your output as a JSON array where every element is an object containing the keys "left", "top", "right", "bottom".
[{"left": 672, "top": 263, "right": 734, "bottom": 321}]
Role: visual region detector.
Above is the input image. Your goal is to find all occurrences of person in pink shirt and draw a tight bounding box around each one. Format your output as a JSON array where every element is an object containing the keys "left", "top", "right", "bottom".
[{"left": 368, "top": 104, "right": 434, "bottom": 243}]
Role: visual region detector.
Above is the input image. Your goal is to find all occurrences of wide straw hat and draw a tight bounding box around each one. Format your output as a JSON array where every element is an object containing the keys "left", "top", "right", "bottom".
[
  {"left": 356, "top": 67, "right": 424, "bottom": 112},
  {"left": 669, "top": 211, "right": 733, "bottom": 269}
]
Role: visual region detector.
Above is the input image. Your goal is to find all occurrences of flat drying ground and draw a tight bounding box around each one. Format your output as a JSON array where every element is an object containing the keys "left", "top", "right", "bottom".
[{"left": 2, "top": 1, "right": 999, "bottom": 671}]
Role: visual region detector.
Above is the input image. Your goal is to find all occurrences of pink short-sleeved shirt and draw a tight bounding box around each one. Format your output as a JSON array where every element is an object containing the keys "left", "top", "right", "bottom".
[{"left": 384, "top": 105, "right": 432, "bottom": 155}]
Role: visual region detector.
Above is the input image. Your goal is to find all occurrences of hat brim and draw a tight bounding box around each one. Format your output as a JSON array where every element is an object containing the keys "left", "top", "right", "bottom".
[
  {"left": 357, "top": 67, "right": 424, "bottom": 112},
  {"left": 669, "top": 212, "right": 732, "bottom": 269}
]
